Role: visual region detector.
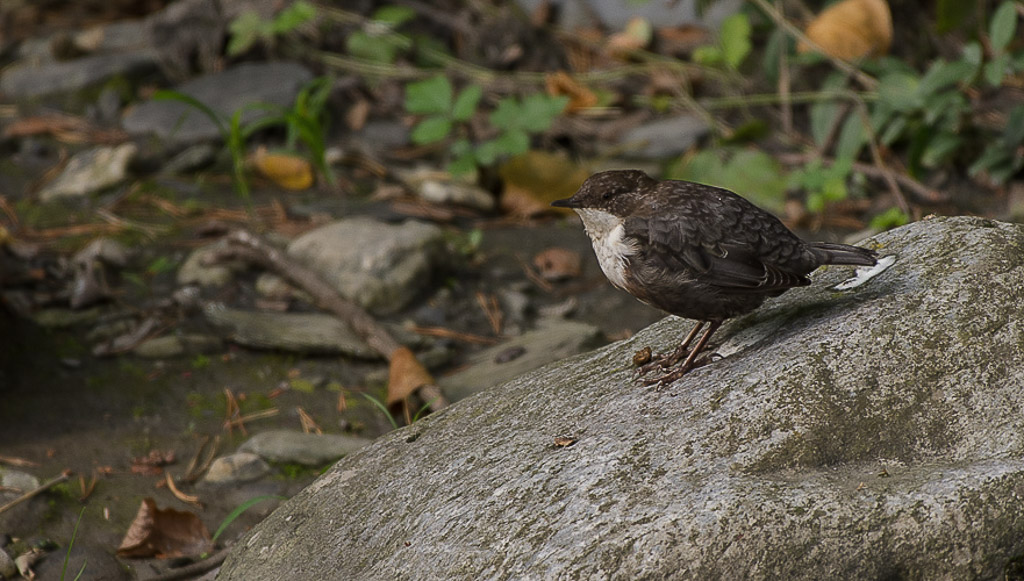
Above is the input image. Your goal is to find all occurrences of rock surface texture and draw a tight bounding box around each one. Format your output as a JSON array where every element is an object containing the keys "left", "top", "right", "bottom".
[{"left": 217, "top": 217, "right": 1024, "bottom": 580}]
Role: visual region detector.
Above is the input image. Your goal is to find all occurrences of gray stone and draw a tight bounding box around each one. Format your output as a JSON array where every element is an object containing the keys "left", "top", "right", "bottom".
[
  {"left": 613, "top": 114, "right": 711, "bottom": 160},
  {"left": 441, "top": 319, "right": 603, "bottom": 401},
  {"left": 287, "top": 217, "right": 448, "bottom": 315},
  {"left": 177, "top": 240, "right": 249, "bottom": 287},
  {"left": 133, "top": 334, "right": 223, "bottom": 358},
  {"left": 0, "top": 467, "right": 40, "bottom": 496},
  {"left": 121, "top": 62, "right": 313, "bottom": 145},
  {"left": 239, "top": 430, "right": 371, "bottom": 466},
  {"left": 38, "top": 144, "right": 137, "bottom": 202},
  {"left": 202, "top": 452, "right": 271, "bottom": 485},
  {"left": 203, "top": 304, "right": 378, "bottom": 358},
  {"left": 0, "top": 51, "right": 160, "bottom": 99},
  {"left": 218, "top": 217, "right": 1024, "bottom": 580}
]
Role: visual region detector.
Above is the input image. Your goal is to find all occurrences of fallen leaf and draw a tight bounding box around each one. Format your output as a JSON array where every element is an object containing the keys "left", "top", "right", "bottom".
[
  {"left": 533, "top": 247, "right": 582, "bottom": 281},
  {"left": 545, "top": 71, "right": 598, "bottom": 113},
  {"left": 799, "top": 0, "right": 892, "bottom": 60},
  {"left": 253, "top": 149, "right": 314, "bottom": 190},
  {"left": 386, "top": 346, "right": 434, "bottom": 406},
  {"left": 498, "top": 151, "right": 591, "bottom": 218},
  {"left": 606, "top": 16, "right": 653, "bottom": 57},
  {"left": 117, "top": 498, "right": 212, "bottom": 559}
]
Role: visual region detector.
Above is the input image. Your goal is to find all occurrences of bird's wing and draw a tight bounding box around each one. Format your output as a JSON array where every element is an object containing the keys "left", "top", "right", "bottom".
[{"left": 624, "top": 206, "right": 810, "bottom": 292}]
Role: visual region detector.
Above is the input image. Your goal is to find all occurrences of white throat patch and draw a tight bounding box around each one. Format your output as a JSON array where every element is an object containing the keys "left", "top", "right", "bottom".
[{"left": 574, "top": 208, "right": 638, "bottom": 290}]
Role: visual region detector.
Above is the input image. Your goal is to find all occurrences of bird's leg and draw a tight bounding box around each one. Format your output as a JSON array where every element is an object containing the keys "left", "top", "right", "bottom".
[
  {"left": 637, "top": 320, "right": 704, "bottom": 376},
  {"left": 643, "top": 320, "right": 723, "bottom": 387}
]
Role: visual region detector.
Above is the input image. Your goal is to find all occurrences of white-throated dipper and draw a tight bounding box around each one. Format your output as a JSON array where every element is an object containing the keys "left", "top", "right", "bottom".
[{"left": 552, "top": 169, "right": 877, "bottom": 385}]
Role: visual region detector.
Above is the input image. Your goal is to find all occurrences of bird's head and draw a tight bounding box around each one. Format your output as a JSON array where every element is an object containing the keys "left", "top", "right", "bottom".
[{"left": 551, "top": 169, "right": 655, "bottom": 217}]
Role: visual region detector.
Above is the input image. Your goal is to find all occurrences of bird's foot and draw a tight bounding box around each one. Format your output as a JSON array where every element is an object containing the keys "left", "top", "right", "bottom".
[
  {"left": 640, "top": 356, "right": 713, "bottom": 388},
  {"left": 634, "top": 343, "right": 691, "bottom": 377}
]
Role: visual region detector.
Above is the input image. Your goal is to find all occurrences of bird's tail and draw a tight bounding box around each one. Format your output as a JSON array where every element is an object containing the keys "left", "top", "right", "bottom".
[{"left": 808, "top": 242, "right": 877, "bottom": 266}]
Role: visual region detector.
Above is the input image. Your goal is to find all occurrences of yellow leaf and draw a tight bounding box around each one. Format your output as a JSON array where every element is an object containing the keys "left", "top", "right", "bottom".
[
  {"left": 253, "top": 150, "right": 314, "bottom": 190},
  {"left": 798, "top": 0, "right": 892, "bottom": 60},
  {"left": 499, "top": 151, "right": 591, "bottom": 218}
]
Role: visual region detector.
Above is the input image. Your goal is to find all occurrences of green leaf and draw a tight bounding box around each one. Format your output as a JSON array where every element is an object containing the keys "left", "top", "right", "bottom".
[
  {"left": 489, "top": 97, "right": 522, "bottom": 130},
  {"left": 272, "top": 0, "right": 316, "bottom": 33},
  {"left": 227, "top": 12, "right": 262, "bottom": 56},
  {"left": 984, "top": 53, "right": 1011, "bottom": 86},
  {"left": 761, "top": 27, "right": 786, "bottom": 83},
  {"left": 451, "top": 85, "right": 482, "bottom": 122},
  {"left": 410, "top": 117, "right": 452, "bottom": 144},
  {"left": 809, "top": 73, "right": 850, "bottom": 148},
  {"left": 448, "top": 151, "right": 478, "bottom": 175},
  {"left": 493, "top": 129, "right": 530, "bottom": 156},
  {"left": 989, "top": 1, "right": 1018, "bottom": 53},
  {"left": 920, "top": 132, "right": 962, "bottom": 167},
  {"left": 877, "top": 72, "right": 922, "bottom": 112},
  {"left": 961, "top": 42, "right": 983, "bottom": 68},
  {"left": 405, "top": 76, "right": 453, "bottom": 115},
  {"left": 347, "top": 31, "right": 401, "bottom": 63},
  {"left": 692, "top": 45, "right": 723, "bottom": 67},
  {"left": 667, "top": 149, "right": 787, "bottom": 213},
  {"left": 1001, "top": 105, "right": 1024, "bottom": 146},
  {"left": 917, "top": 60, "right": 975, "bottom": 96},
  {"left": 451, "top": 138, "right": 473, "bottom": 158},
  {"left": 518, "top": 94, "right": 567, "bottom": 132},
  {"left": 374, "top": 5, "right": 415, "bottom": 26},
  {"left": 869, "top": 207, "right": 910, "bottom": 230},
  {"left": 719, "top": 12, "right": 752, "bottom": 69},
  {"left": 835, "top": 113, "right": 866, "bottom": 162},
  {"left": 475, "top": 139, "right": 500, "bottom": 165}
]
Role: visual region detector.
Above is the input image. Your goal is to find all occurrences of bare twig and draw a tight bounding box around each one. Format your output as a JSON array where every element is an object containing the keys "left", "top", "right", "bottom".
[
  {"left": 777, "top": 153, "right": 945, "bottom": 204},
  {"left": 749, "top": 0, "right": 878, "bottom": 90},
  {"left": 0, "top": 470, "right": 72, "bottom": 515},
  {"left": 207, "top": 231, "right": 450, "bottom": 413}
]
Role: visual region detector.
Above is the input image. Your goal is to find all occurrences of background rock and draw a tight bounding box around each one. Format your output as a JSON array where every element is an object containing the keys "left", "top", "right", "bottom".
[
  {"left": 218, "top": 217, "right": 1024, "bottom": 580},
  {"left": 287, "top": 217, "right": 448, "bottom": 315},
  {"left": 37, "top": 144, "right": 136, "bottom": 202},
  {"left": 441, "top": 318, "right": 603, "bottom": 401},
  {"left": 239, "top": 430, "right": 372, "bottom": 466},
  {"left": 121, "top": 61, "right": 313, "bottom": 145}
]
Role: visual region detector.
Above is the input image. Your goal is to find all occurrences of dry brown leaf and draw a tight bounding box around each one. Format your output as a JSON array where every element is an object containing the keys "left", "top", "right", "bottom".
[
  {"left": 386, "top": 346, "right": 434, "bottom": 406},
  {"left": 117, "top": 498, "right": 212, "bottom": 559},
  {"left": 346, "top": 99, "right": 371, "bottom": 131},
  {"left": 798, "top": 0, "right": 892, "bottom": 60},
  {"left": 545, "top": 71, "right": 598, "bottom": 113},
  {"left": 252, "top": 149, "right": 314, "bottom": 190},
  {"left": 606, "top": 16, "right": 653, "bottom": 57},
  {"left": 656, "top": 24, "right": 711, "bottom": 55},
  {"left": 533, "top": 247, "right": 582, "bottom": 281}
]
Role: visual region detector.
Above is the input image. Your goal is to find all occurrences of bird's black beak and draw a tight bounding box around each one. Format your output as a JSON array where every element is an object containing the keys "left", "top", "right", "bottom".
[{"left": 551, "top": 197, "right": 577, "bottom": 208}]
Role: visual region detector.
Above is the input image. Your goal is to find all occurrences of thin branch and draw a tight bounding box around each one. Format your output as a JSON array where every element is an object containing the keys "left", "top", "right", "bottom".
[{"left": 748, "top": 0, "right": 878, "bottom": 90}]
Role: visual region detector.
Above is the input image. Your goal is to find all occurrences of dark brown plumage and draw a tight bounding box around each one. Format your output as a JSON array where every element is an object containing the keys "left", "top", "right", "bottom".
[{"left": 552, "top": 169, "right": 877, "bottom": 385}]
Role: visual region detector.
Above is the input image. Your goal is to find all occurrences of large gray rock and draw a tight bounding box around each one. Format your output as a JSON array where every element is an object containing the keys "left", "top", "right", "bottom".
[
  {"left": 217, "top": 217, "right": 1024, "bottom": 580},
  {"left": 121, "top": 61, "right": 313, "bottom": 144}
]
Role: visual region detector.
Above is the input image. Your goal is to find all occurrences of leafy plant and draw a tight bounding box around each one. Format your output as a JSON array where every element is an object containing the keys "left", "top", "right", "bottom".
[
  {"left": 692, "top": 12, "right": 753, "bottom": 70},
  {"left": 666, "top": 148, "right": 788, "bottom": 213},
  {"left": 154, "top": 76, "right": 335, "bottom": 200},
  {"left": 345, "top": 6, "right": 416, "bottom": 64},
  {"left": 60, "top": 507, "right": 87, "bottom": 581},
  {"left": 228, "top": 1, "right": 317, "bottom": 56},
  {"left": 405, "top": 75, "right": 568, "bottom": 175}
]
